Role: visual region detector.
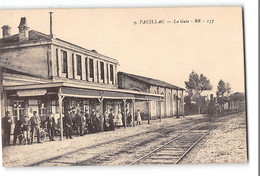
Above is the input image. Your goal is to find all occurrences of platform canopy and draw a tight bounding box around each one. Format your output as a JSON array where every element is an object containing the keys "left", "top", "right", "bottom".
[{"left": 4, "top": 82, "right": 164, "bottom": 101}]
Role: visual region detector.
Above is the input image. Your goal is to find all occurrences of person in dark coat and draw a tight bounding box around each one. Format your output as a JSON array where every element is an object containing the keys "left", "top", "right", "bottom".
[
  {"left": 108, "top": 109, "right": 115, "bottom": 131},
  {"left": 75, "top": 109, "right": 84, "bottom": 136},
  {"left": 122, "top": 109, "right": 126, "bottom": 128},
  {"left": 95, "top": 110, "right": 101, "bottom": 132},
  {"left": 65, "top": 109, "right": 73, "bottom": 139},
  {"left": 90, "top": 109, "right": 98, "bottom": 133},
  {"left": 71, "top": 107, "right": 76, "bottom": 131},
  {"left": 126, "top": 109, "right": 132, "bottom": 127},
  {"left": 104, "top": 110, "right": 110, "bottom": 131},
  {"left": 47, "top": 113, "right": 55, "bottom": 141},
  {"left": 62, "top": 115, "right": 66, "bottom": 137},
  {"left": 13, "top": 118, "right": 22, "bottom": 145},
  {"left": 3, "top": 111, "right": 13, "bottom": 146}
]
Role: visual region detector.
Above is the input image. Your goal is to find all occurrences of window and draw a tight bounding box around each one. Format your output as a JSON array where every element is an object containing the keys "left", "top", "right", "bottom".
[
  {"left": 106, "top": 63, "right": 109, "bottom": 83},
  {"left": 12, "top": 100, "right": 25, "bottom": 122},
  {"left": 85, "top": 57, "right": 88, "bottom": 81},
  {"left": 56, "top": 48, "right": 59, "bottom": 76},
  {"left": 110, "top": 64, "right": 114, "bottom": 82},
  {"left": 96, "top": 60, "right": 99, "bottom": 82},
  {"left": 76, "top": 55, "right": 82, "bottom": 77},
  {"left": 38, "top": 100, "right": 47, "bottom": 122},
  {"left": 50, "top": 100, "right": 59, "bottom": 114},
  {"left": 89, "top": 58, "right": 94, "bottom": 79},
  {"left": 72, "top": 54, "right": 75, "bottom": 79},
  {"left": 61, "top": 50, "right": 67, "bottom": 74},
  {"left": 100, "top": 61, "right": 104, "bottom": 82}
]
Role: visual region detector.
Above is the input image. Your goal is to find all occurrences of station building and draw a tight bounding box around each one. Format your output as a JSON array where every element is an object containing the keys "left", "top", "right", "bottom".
[
  {"left": 0, "top": 17, "right": 184, "bottom": 138},
  {"left": 118, "top": 72, "right": 184, "bottom": 120}
]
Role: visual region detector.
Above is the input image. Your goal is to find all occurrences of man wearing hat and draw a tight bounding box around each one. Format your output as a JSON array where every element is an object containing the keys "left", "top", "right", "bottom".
[
  {"left": 3, "top": 111, "right": 13, "bottom": 145},
  {"left": 75, "top": 109, "right": 84, "bottom": 136},
  {"left": 90, "top": 109, "right": 97, "bottom": 132},
  {"left": 46, "top": 113, "right": 55, "bottom": 141},
  {"left": 108, "top": 108, "right": 115, "bottom": 131},
  {"left": 30, "top": 111, "right": 41, "bottom": 144},
  {"left": 71, "top": 107, "right": 76, "bottom": 131},
  {"left": 65, "top": 108, "right": 73, "bottom": 139}
]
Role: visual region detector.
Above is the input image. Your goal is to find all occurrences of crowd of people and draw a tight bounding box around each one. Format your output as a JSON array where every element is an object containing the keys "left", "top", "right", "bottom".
[
  {"left": 63, "top": 107, "right": 142, "bottom": 138},
  {"left": 2, "top": 111, "right": 45, "bottom": 146},
  {"left": 2, "top": 108, "right": 143, "bottom": 146}
]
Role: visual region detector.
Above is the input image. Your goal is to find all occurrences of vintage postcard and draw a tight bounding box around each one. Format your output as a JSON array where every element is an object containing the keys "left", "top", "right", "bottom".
[{"left": 0, "top": 7, "right": 247, "bottom": 167}]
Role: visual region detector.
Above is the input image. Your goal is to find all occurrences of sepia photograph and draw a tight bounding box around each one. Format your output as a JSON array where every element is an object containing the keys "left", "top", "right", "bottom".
[{"left": 0, "top": 7, "right": 248, "bottom": 168}]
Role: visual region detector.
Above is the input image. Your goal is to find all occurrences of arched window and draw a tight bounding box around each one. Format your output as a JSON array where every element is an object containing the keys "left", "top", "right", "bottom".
[{"left": 129, "top": 87, "right": 143, "bottom": 92}]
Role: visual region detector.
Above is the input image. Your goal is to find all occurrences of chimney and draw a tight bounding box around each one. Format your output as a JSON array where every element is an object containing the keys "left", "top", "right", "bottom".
[
  {"left": 18, "top": 17, "right": 29, "bottom": 41},
  {"left": 49, "top": 12, "right": 55, "bottom": 38},
  {"left": 2, "top": 25, "right": 11, "bottom": 38}
]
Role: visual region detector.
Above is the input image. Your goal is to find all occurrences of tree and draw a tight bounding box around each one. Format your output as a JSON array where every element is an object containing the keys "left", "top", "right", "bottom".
[
  {"left": 185, "top": 71, "right": 213, "bottom": 114},
  {"left": 216, "top": 79, "right": 227, "bottom": 97},
  {"left": 217, "top": 80, "right": 232, "bottom": 97},
  {"left": 185, "top": 71, "right": 200, "bottom": 96},
  {"left": 216, "top": 80, "right": 232, "bottom": 113},
  {"left": 185, "top": 71, "right": 213, "bottom": 96},
  {"left": 199, "top": 74, "right": 213, "bottom": 92}
]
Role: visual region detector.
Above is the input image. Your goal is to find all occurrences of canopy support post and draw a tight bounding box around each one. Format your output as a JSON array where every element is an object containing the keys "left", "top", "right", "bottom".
[
  {"left": 132, "top": 99, "right": 135, "bottom": 127},
  {"left": 147, "top": 99, "right": 150, "bottom": 124},
  {"left": 58, "top": 88, "right": 64, "bottom": 140},
  {"left": 123, "top": 99, "right": 127, "bottom": 128}
]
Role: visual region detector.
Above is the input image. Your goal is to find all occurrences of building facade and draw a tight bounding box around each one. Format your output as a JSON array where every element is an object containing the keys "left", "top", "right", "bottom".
[
  {"left": 222, "top": 92, "right": 246, "bottom": 113},
  {"left": 0, "top": 17, "right": 184, "bottom": 139},
  {"left": 118, "top": 72, "right": 184, "bottom": 120}
]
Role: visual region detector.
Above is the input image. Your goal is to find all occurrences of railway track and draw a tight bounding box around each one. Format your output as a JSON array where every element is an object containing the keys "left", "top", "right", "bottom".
[
  {"left": 129, "top": 132, "right": 209, "bottom": 165},
  {"left": 129, "top": 121, "right": 225, "bottom": 165}
]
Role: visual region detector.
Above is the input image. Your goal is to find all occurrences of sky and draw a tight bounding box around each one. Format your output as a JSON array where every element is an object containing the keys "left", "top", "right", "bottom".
[{"left": 0, "top": 7, "right": 245, "bottom": 94}]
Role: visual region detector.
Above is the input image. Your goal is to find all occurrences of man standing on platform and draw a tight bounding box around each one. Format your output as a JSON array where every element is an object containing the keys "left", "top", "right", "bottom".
[
  {"left": 21, "top": 115, "right": 31, "bottom": 145},
  {"left": 108, "top": 108, "right": 115, "bottom": 131},
  {"left": 3, "top": 111, "right": 13, "bottom": 146},
  {"left": 47, "top": 113, "right": 55, "bottom": 141},
  {"left": 65, "top": 108, "right": 73, "bottom": 139},
  {"left": 30, "top": 111, "right": 41, "bottom": 144},
  {"left": 75, "top": 109, "right": 84, "bottom": 136},
  {"left": 90, "top": 109, "right": 97, "bottom": 132},
  {"left": 71, "top": 107, "right": 76, "bottom": 130},
  {"left": 126, "top": 109, "right": 132, "bottom": 127},
  {"left": 13, "top": 117, "right": 22, "bottom": 145},
  {"left": 95, "top": 110, "right": 101, "bottom": 132}
]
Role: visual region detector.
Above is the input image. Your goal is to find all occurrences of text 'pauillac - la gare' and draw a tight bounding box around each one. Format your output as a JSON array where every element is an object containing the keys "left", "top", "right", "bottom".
[{"left": 134, "top": 19, "right": 214, "bottom": 25}]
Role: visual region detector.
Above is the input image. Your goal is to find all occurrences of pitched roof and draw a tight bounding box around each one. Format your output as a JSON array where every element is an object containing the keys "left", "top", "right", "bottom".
[
  {"left": 230, "top": 92, "right": 245, "bottom": 101},
  {"left": 0, "top": 30, "right": 118, "bottom": 63},
  {"left": 0, "top": 30, "right": 51, "bottom": 44},
  {"left": 118, "top": 71, "right": 185, "bottom": 90}
]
